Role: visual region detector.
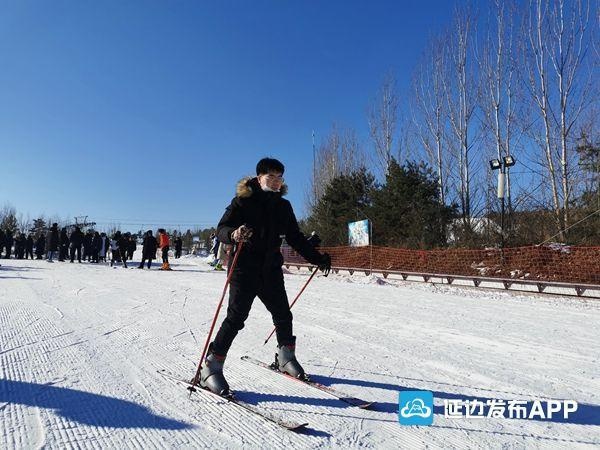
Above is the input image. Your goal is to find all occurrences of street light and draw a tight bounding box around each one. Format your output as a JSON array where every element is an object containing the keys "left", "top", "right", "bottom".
[
  {"left": 503, "top": 155, "right": 516, "bottom": 167},
  {"left": 489, "top": 159, "right": 502, "bottom": 170},
  {"left": 489, "top": 155, "right": 516, "bottom": 248}
]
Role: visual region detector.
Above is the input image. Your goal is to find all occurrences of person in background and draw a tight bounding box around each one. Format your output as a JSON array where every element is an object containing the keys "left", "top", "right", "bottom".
[
  {"left": 69, "top": 226, "right": 84, "bottom": 263},
  {"left": 82, "top": 230, "right": 94, "bottom": 261},
  {"left": 25, "top": 234, "right": 34, "bottom": 259},
  {"left": 90, "top": 231, "right": 101, "bottom": 263},
  {"left": 35, "top": 234, "right": 46, "bottom": 259},
  {"left": 59, "top": 227, "right": 69, "bottom": 262},
  {"left": 98, "top": 232, "right": 109, "bottom": 263},
  {"left": 174, "top": 236, "right": 183, "bottom": 259},
  {"left": 118, "top": 233, "right": 130, "bottom": 268},
  {"left": 46, "top": 223, "right": 59, "bottom": 262},
  {"left": 0, "top": 229, "right": 5, "bottom": 258},
  {"left": 127, "top": 234, "right": 136, "bottom": 261},
  {"left": 213, "top": 242, "right": 227, "bottom": 271},
  {"left": 4, "top": 229, "right": 13, "bottom": 259},
  {"left": 209, "top": 233, "right": 220, "bottom": 267},
  {"left": 110, "top": 231, "right": 127, "bottom": 268},
  {"left": 157, "top": 228, "right": 171, "bottom": 271},
  {"left": 14, "top": 233, "right": 26, "bottom": 259},
  {"left": 138, "top": 230, "right": 157, "bottom": 269}
]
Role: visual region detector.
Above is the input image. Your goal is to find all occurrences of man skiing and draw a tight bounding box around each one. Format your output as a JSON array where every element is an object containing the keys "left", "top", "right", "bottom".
[{"left": 199, "top": 157, "right": 331, "bottom": 396}]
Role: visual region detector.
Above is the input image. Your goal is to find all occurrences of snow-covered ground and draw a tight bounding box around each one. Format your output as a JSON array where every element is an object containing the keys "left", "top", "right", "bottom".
[{"left": 1, "top": 255, "right": 599, "bottom": 449}]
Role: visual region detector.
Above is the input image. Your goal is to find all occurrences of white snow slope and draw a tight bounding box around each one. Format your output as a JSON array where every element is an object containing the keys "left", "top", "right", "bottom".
[{"left": 1, "top": 256, "right": 599, "bottom": 449}]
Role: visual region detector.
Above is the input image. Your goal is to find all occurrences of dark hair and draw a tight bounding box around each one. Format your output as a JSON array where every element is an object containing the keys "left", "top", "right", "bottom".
[
  {"left": 256, "top": 157, "right": 284, "bottom": 175},
  {"left": 158, "top": 228, "right": 166, "bottom": 233}
]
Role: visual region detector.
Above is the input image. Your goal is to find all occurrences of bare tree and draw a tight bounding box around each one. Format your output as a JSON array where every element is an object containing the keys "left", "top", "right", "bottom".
[
  {"left": 412, "top": 33, "right": 449, "bottom": 204},
  {"left": 17, "top": 212, "right": 31, "bottom": 234},
  {"left": 340, "top": 127, "right": 365, "bottom": 176},
  {"left": 549, "top": 0, "right": 593, "bottom": 232},
  {"left": 368, "top": 73, "right": 399, "bottom": 177},
  {"left": 306, "top": 124, "right": 365, "bottom": 213},
  {"left": 522, "top": 0, "right": 594, "bottom": 240},
  {"left": 478, "top": 0, "right": 523, "bottom": 223},
  {"left": 442, "top": 6, "right": 478, "bottom": 221}
]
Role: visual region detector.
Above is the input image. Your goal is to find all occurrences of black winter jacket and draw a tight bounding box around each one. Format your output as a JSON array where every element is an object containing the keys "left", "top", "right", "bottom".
[
  {"left": 47, "top": 227, "right": 59, "bottom": 251},
  {"left": 217, "top": 177, "right": 322, "bottom": 272},
  {"left": 35, "top": 236, "right": 46, "bottom": 254},
  {"left": 142, "top": 235, "right": 158, "bottom": 258},
  {"left": 70, "top": 229, "right": 84, "bottom": 247},
  {"left": 60, "top": 229, "right": 69, "bottom": 247},
  {"left": 174, "top": 238, "right": 182, "bottom": 251}
]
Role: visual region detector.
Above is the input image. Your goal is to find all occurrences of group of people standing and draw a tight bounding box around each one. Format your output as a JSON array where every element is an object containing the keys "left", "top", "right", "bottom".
[
  {"left": 43, "top": 223, "right": 131, "bottom": 264},
  {"left": 1, "top": 224, "right": 182, "bottom": 271},
  {"left": 138, "top": 228, "right": 177, "bottom": 270},
  {"left": 0, "top": 230, "right": 35, "bottom": 259}
]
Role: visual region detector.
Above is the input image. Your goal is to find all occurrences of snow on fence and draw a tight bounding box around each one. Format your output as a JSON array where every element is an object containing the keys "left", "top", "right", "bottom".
[{"left": 281, "top": 245, "right": 600, "bottom": 285}]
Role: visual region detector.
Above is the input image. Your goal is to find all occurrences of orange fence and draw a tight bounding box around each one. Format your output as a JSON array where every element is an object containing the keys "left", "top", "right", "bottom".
[{"left": 282, "top": 245, "right": 600, "bottom": 285}]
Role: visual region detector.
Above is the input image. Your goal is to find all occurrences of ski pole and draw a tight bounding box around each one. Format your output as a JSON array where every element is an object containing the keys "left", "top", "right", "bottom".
[
  {"left": 263, "top": 267, "right": 318, "bottom": 346},
  {"left": 189, "top": 241, "right": 244, "bottom": 390}
]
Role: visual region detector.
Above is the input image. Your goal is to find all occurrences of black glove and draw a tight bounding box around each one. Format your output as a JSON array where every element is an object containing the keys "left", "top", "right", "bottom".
[{"left": 317, "top": 253, "right": 331, "bottom": 276}]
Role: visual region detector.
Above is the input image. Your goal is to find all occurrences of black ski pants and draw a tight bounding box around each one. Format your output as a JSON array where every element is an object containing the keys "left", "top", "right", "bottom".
[
  {"left": 139, "top": 257, "right": 153, "bottom": 268},
  {"left": 212, "top": 267, "right": 293, "bottom": 356},
  {"left": 161, "top": 246, "right": 169, "bottom": 263},
  {"left": 111, "top": 249, "right": 127, "bottom": 267},
  {"left": 70, "top": 245, "right": 81, "bottom": 262}
]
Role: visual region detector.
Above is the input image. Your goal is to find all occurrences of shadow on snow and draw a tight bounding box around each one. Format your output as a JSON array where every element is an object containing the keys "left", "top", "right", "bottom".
[{"left": 0, "top": 379, "right": 193, "bottom": 430}]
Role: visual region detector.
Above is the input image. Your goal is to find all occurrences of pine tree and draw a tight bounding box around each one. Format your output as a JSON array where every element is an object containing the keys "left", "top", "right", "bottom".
[
  {"left": 31, "top": 218, "right": 47, "bottom": 239},
  {"left": 0, "top": 207, "right": 18, "bottom": 234},
  {"left": 371, "top": 159, "right": 455, "bottom": 248},
  {"left": 306, "top": 168, "right": 375, "bottom": 246}
]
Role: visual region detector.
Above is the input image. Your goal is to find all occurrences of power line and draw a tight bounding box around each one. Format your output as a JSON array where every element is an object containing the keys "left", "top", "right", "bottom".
[
  {"left": 92, "top": 218, "right": 217, "bottom": 226},
  {"left": 537, "top": 207, "right": 600, "bottom": 246}
]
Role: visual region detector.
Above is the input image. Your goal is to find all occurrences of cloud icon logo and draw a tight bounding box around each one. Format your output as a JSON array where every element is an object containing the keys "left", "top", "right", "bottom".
[
  {"left": 398, "top": 391, "right": 434, "bottom": 425},
  {"left": 401, "top": 398, "right": 432, "bottom": 418}
]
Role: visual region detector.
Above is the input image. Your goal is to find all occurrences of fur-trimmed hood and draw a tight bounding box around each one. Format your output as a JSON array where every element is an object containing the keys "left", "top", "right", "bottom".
[{"left": 236, "top": 176, "right": 288, "bottom": 198}]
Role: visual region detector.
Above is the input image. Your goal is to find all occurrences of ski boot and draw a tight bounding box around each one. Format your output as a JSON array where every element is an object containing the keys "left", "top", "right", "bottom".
[
  {"left": 160, "top": 262, "right": 172, "bottom": 271},
  {"left": 274, "top": 340, "right": 308, "bottom": 380},
  {"left": 199, "top": 345, "right": 231, "bottom": 397}
]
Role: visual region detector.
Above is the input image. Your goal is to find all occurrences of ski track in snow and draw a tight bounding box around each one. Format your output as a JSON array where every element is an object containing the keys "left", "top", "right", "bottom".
[{"left": 1, "top": 257, "right": 599, "bottom": 448}]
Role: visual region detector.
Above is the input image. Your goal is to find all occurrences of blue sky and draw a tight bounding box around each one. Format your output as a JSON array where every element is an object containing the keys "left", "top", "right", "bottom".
[{"left": 0, "top": 0, "right": 459, "bottom": 231}]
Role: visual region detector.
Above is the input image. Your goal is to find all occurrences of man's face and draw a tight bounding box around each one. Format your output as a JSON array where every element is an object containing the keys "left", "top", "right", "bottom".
[{"left": 258, "top": 171, "right": 284, "bottom": 192}]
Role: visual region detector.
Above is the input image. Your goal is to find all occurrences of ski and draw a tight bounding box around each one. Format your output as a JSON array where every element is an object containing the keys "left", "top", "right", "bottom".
[
  {"left": 156, "top": 369, "right": 309, "bottom": 431},
  {"left": 240, "top": 356, "right": 374, "bottom": 409}
]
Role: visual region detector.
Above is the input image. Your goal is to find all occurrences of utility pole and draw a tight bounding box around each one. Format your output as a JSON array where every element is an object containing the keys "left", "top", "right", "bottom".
[
  {"left": 489, "top": 156, "right": 516, "bottom": 248},
  {"left": 312, "top": 130, "right": 316, "bottom": 200}
]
